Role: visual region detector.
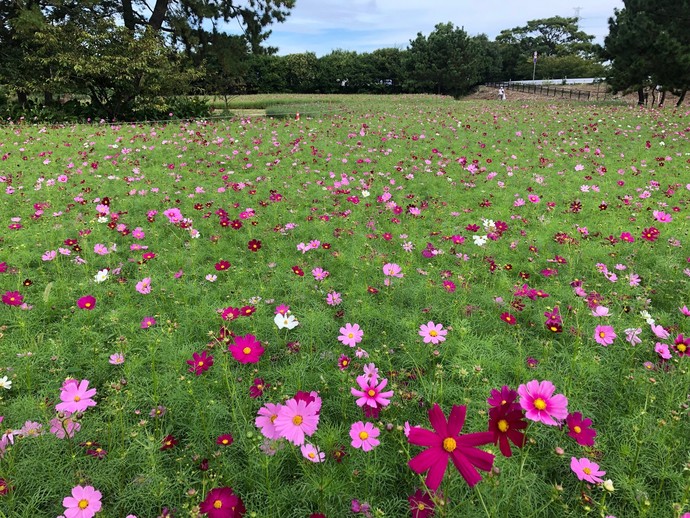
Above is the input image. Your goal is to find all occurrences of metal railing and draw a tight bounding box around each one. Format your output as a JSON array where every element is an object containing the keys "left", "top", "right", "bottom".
[{"left": 487, "top": 82, "right": 608, "bottom": 101}]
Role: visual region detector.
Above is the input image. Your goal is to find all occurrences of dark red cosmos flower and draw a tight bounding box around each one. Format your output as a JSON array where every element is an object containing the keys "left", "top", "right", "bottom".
[
  {"left": 230, "top": 219, "right": 242, "bottom": 230},
  {"left": 240, "top": 305, "right": 256, "bottom": 317},
  {"left": 488, "top": 404, "right": 527, "bottom": 457},
  {"left": 249, "top": 378, "right": 268, "bottom": 398},
  {"left": 292, "top": 266, "right": 304, "bottom": 276},
  {"left": 216, "top": 434, "right": 234, "bottom": 447},
  {"left": 500, "top": 312, "right": 517, "bottom": 325},
  {"left": 160, "top": 435, "right": 178, "bottom": 450},
  {"left": 86, "top": 446, "right": 108, "bottom": 459},
  {"left": 215, "top": 260, "right": 231, "bottom": 271},
  {"left": 247, "top": 239, "right": 261, "bottom": 252},
  {"left": 199, "top": 487, "right": 245, "bottom": 517},
  {"left": 332, "top": 445, "right": 347, "bottom": 463},
  {"left": 408, "top": 489, "right": 435, "bottom": 518},
  {"left": 408, "top": 404, "right": 494, "bottom": 490}
]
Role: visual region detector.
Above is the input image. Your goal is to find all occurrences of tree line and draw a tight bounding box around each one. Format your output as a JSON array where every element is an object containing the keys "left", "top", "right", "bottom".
[{"left": 1, "top": 0, "right": 687, "bottom": 120}]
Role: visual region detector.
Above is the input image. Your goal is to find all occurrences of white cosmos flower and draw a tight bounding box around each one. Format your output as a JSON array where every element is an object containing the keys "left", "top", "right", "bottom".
[
  {"left": 274, "top": 313, "right": 299, "bottom": 330},
  {"left": 94, "top": 269, "right": 109, "bottom": 283},
  {"left": 0, "top": 376, "right": 11, "bottom": 390},
  {"left": 473, "top": 235, "right": 488, "bottom": 247}
]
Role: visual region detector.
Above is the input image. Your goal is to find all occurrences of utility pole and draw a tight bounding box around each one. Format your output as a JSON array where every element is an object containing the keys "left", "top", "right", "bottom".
[{"left": 532, "top": 51, "right": 537, "bottom": 81}]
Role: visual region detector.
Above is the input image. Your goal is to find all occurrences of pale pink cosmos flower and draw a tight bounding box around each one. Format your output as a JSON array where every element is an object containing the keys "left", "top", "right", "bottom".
[
  {"left": 55, "top": 379, "right": 97, "bottom": 413},
  {"left": 300, "top": 443, "right": 325, "bottom": 463},
  {"left": 255, "top": 403, "right": 283, "bottom": 440},
  {"left": 350, "top": 421, "right": 380, "bottom": 451},
  {"left": 419, "top": 321, "right": 447, "bottom": 344},
  {"left": 517, "top": 379, "right": 568, "bottom": 426},
  {"left": 135, "top": 277, "right": 152, "bottom": 294},
  {"left": 624, "top": 328, "right": 642, "bottom": 346},
  {"left": 652, "top": 210, "right": 672, "bottom": 223},
  {"left": 650, "top": 323, "right": 670, "bottom": 339},
  {"left": 42, "top": 250, "right": 57, "bottom": 261},
  {"left": 655, "top": 342, "right": 672, "bottom": 360},
  {"left": 274, "top": 398, "right": 320, "bottom": 445},
  {"left": 62, "top": 485, "right": 102, "bottom": 518},
  {"left": 49, "top": 412, "right": 81, "bottom": 439},
  {"left": 338, "top": 323, "right": 363, "bottom": 347},
  {"left": 591, "top": 306, "right": 610, "bottom": 317},
  {"left": 382, "top": 263, "right": 403, "bottom": 278},
  {"left": 680, "top": 305, "right": 690, "bottom": 317},
  {"left": 326, "top": 291, "right": 342, "bottom": 306},
  {"left": 109, "top": 353, "right": 125, "bottom": 365},
  {"left": 93, "top": 243, "right": 109, "bottom": 256}
]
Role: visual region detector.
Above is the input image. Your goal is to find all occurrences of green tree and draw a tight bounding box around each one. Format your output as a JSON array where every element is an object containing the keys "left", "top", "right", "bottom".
[
  {"left": 496, "top": 16, "right": 602, "bottom": 79},
  {"left": 404, "top": 22, "right": 482, "bottom": 97},
  {"left": 605, "top": 0, "right": 689, "bottom": 106}
]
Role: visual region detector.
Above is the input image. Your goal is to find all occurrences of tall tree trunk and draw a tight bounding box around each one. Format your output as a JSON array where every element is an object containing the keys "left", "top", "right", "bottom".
[
  {"left": 148, "top": 0, "right": 169, "bottom": 31},
  {"left": 637, "top": 87, "right": 645, "bottom": 106},
  {"left": 44, "top": 91, "right": 53, "bottom": 106},
  {"left": 122, "top": 0, "right": 136, "bottom": 30},
  {"left": 676, "top": 89, "right": 687, "bottom": 107},
  {"left": 659, "top": 90, "right": 666, "bottom": 107}
]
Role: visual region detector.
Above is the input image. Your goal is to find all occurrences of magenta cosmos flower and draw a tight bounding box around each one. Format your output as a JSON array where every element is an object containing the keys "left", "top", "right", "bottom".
[
  {"left": 338, "top": 323, "right": 364, "bottom": 347},
  {"left": 62, "top": 485, "right": 102, "bottom": 518},
  {"left": 199, "top": 487, "right": 246, "bottom": 517},
  {"left": 350, "top": 421, "right": 380, "bottom": 451},
  {"left": 408, "top": 404, "right": 495, "bottom": 490},
  {"left": 408, "top": 489, "right": 435, "bottom": 518},
  {"left": 2, "top": 291, "right": 23, "bottom": 306},
  {"left": 273, "top": 397, "right": 320, "bottom": 445},
  {"left": 593, "top": 325, "right": 616, "bottom": 346},
  {"left": 418, "top": 321, "right": 447, "bottom": 344},
  {"left": 570, "top": 457, "right": 606, "bottom": 484},
  {"left": 187, "top": 350, "right": 214, "bottom": 375},
  {"left": 55, "top": 380, "right": 97, "bottom": 413},
  {"left": 517, "top": 380, "right": 568, "bottom": 426},
  {"left": 228, "top": 334, "right": 264, "bottom": 364},
  {"left": 77, "top": 295, "right": 96, "bottom": 310},
  {"left": 351, "top": 377, "right": 393, "bottom": 409},
  {"left": 566, "top": 412, "right": 597, "bottom": 447}
]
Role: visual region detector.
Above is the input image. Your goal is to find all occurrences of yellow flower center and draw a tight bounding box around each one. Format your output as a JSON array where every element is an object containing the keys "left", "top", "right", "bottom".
[
  {"left": 85, "top": 303, "right": 91, "bottom": 308},
  {"left": 342, "top": 360, "right": 348, "bottom": 366},
  {"left": 78, "top": 499, "right": 89, "bottom": 510},
  {"left": 359, "top": 431, "right": 369, "bottom": 440},
  {"left": 292, "top": 415, "right": 303, "bottom": 426},
  {"left": 308, "top": 452, "right": 315, "bottom": 459},
  {"left": 270, "top": 414, "right": 277, "bottom": 423},
  {"left": 429, "top": 330, "right": 438, "bottom": 337},
  {"left": 197, "top": 361, "right": 204, "bottom": 366},
  {"left": 498, "top": 419, "right": 509, "bottom": 432},
  {"left": 418, "top": 503, "right": 426, "bottom": 510},
  {"left": 583, "top": 467, "right": 592, "bottom": 475},
  {"left": 242, "top": 347, "right": 251, "bottom": 354},
  {"left": 367, "top": 389, "right": 376, "bottom": 397},
  {"left": 222, "top": 439, "right": 229, "bottom": 444},
  {"left": 678, "top": 344, "right": 687, "bottom": 352},
  {"left": 534, "top": 398, "right": 547, "bottom": 410},
  {"left": 348, "top": 333, "right": 354, "bottom": 338},
  {"left": 573, "top": 426, "right": 582, "bottom": 434},
  {"left": 74, "top": 396, "right": 81, "bottom": 402},
  {"left": 442, "top": 437, "right": 457, "bottom": 453},
  {"left": 213, "top": 500, "right": 223, "bottom": 509},
  {"left": 599, "top": 331, "right": 606, "bottom": 338},
  {"left": 501, "top": 399, "right": 507, "bottom": 405}
]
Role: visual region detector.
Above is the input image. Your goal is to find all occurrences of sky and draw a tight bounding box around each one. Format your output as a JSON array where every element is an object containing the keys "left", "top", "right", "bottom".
[{"left": 253, "top": 0, "right": 624, "bottom": 57}]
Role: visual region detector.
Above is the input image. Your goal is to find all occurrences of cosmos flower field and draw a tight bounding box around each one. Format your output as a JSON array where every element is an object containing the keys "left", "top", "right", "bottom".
[{"left": 0, "top": 95, "right": 689, "bottom": 517}]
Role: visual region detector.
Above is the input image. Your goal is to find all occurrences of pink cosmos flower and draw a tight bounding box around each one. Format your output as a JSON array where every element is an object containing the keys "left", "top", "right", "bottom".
[
  {"left": 419, "top": 321, "right": 447, "bottom": 344},
  {"left": 62, "top": 485, "right": 102, "bottom": 518},
  {"left": 338, "top": 323, "right": 364, "bottom": 347},
  {"left": 274, "top": 398, "right": 320, "bottom": 445},
  {"left": 109, "top": 353, "right": 125, "bottom": 365},
  {"left": 382, "top": 263, "right": 403, "bottom": 277},
  {"left": 255, "top": 403, "right": 283, "bottom": 440},
  {"left": 679, "top": 305, "right": 690, "bottom": 317},
  {"left": 517, "top": 380, "right": 568, "bottom": 426},
  {"left": 135, "top": 277, "right": 152, "bottom": 294},
  {"left": 351, "top": 377, "right": 393, "bottom": 409},
  {"left": 655, "top": 342, "right": 672, "bottom": 360},
  {"left": 350, "top": 421, "right": 380, "bottom": 451},
  {"left": 593, "top": 325, "right": 616, "bottom": 346},
  {"left": 77, "top": 295, "right": 96, "bottom": 310},
  {"left": 570, "top": 457, "right": 606, "bottom": 484},
  {"left": 650, "top": 323, "right": 670, "bottom": 339},
  {"left": 55, "top": 379, "right": 97, "bottom": 413},
  {"left": 300, "top": 443, "right": 326, "bottom": 462},
  {"left": 93, "top": 243, "right": 109, "bottom": 256},
  {"left": 326, "top": 291, "right": 342, "bottom": 306},
  {"left": 312, "top": 268, "right": 329, "bottom": 280}
]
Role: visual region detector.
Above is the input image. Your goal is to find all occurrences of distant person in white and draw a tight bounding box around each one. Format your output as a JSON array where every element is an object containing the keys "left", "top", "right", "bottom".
[{"left": 498, "top": 87, "right": 506, "bottom": 100}]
